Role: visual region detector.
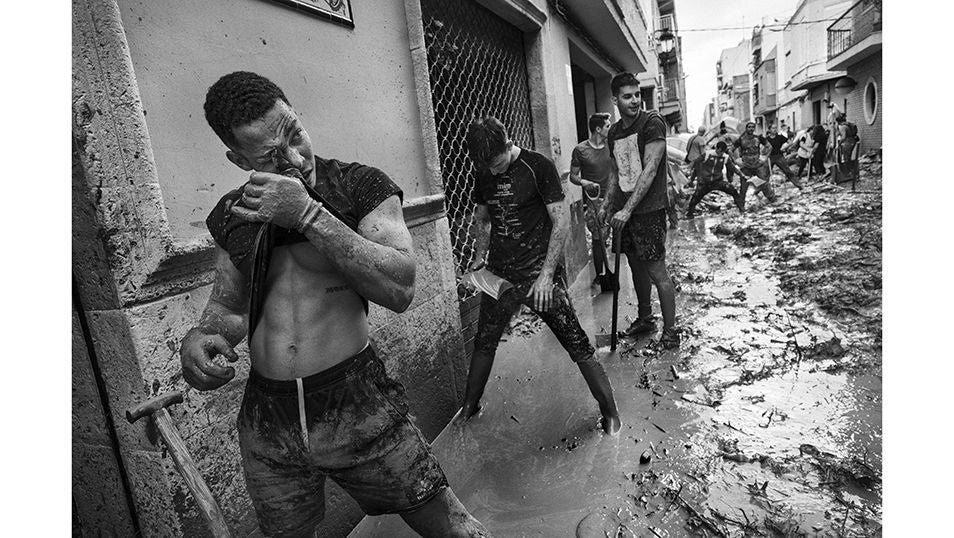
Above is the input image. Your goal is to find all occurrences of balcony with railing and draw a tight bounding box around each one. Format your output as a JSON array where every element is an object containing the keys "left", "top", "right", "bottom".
[{"left": 827, "top": 0, "right": 882, "bottom": 69}]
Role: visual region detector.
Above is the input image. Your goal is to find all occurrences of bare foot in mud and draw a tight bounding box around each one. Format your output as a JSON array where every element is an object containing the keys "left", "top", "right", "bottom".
[{"left": 601, "top": 414, "right": 621, "bottom": 435}]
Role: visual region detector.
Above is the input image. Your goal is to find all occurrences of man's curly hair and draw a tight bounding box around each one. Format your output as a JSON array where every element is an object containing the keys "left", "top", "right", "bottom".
[{"left": 204, "top": 71, "right": 290, "bottom": 148}]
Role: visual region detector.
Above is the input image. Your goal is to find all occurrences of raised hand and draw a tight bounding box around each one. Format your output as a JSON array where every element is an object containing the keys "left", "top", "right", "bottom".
[{"left": 230, "top": 171, "right": 317, "bottom": 231}]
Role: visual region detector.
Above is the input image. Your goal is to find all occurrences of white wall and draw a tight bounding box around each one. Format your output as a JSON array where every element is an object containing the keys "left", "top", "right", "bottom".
[{"left": 116, "top": 0, "right": 431, "bottom": 242}]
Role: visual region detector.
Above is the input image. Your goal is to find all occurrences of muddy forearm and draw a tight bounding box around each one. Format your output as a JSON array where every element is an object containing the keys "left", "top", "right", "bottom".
[
  {"left": 541, "top": 202, "right": 569, "bottom": 277},
  {"left": 602, "top": 170, "right": 619, "bottom": 212},
  {"left": 472, "top": 217, "right": 491, "bottom": 266},
  {"left": 300, "top": 210, "right": 415, "bottom": 311},
  {"left": 188, "top": 301, "right": 248, "bottom": 347}
]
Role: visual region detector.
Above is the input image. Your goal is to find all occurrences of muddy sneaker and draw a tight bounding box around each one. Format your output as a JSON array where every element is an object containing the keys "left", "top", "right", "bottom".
[
  {"left": 619, "top": 317, "right": 656, "bottom": 338},
  {"left": 658, "top": 327, "right": 680, "bottom": 350}
]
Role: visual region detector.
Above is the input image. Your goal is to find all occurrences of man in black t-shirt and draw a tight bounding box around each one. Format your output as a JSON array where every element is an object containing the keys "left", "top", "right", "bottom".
[
  {"left": 460, "top": 116, "right": 621, "bottom": 435},
  {"left": 765, "top": 123, "right": 803, "bottom": 188},
  {"left": 182, "top": 71, "right": 488, "bottom": 537},
  {"left": 601, "top": 72, "right": 679, "bottom": 349}
]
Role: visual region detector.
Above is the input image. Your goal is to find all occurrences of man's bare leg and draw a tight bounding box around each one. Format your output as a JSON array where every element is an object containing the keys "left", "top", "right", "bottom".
[
  {"left": 644, "top": 259, "right": 675, "bottom": 331},
  {"left": 400, "top": 487, "right": 492, "bottom": 537}
]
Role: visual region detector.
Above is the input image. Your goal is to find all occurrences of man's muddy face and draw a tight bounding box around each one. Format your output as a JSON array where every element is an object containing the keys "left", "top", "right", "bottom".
[
  {"left": 745, "top": 123, "right": 756, "bottom": 135},
  {"left": 612, "top": 85, "right": 641, "bottom": 119},
  {"left": 230, "top": 100, "right": 315, "bottom": 181}
]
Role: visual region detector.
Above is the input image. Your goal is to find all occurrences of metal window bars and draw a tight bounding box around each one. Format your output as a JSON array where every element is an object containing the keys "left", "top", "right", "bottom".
[{"left": 421, "top": 0, "right": 536, "bottom": 299}]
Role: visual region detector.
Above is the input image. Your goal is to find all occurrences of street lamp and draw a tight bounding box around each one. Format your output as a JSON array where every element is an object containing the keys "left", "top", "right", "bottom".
[{"left": 656, "top": 29, "right": 675, "bottom": 54}]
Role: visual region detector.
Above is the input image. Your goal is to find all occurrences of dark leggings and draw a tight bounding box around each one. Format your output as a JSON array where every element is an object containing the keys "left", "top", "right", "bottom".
[{"left": 472, "top": 268, "right": 594, "bottom": 362}]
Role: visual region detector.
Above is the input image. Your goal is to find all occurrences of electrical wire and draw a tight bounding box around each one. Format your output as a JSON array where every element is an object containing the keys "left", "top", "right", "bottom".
[{"left": 674, "top": 18, "right": 841, "bottom": 32}]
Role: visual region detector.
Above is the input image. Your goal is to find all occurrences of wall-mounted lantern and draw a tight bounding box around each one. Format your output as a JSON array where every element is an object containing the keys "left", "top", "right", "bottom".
[{"left": 656, "top": 29, "right": 675, "bottom": 54}]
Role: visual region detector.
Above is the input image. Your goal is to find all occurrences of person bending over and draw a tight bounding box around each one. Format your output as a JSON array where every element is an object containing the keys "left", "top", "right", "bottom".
[
  {"left": 458, "top": 116, "right": 621, "bottom": 435},
  {"left": 685, "top": 141, "right": 746, "bottom": 219}
]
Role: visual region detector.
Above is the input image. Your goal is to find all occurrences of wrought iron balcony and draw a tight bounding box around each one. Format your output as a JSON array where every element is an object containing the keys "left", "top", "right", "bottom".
[
  {"left": 827, "top": 0, "right": 882, "bottom": 61},
  {"left": 657, "top": 14, "right": 675, "bottom": 33}
]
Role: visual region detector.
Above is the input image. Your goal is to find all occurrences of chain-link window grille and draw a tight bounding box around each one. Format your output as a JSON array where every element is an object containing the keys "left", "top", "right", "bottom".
[{"left": 421, "top": 0, "right": 536, "bottom": 299}]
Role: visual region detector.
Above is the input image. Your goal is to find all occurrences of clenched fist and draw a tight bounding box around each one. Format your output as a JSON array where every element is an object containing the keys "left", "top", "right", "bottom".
[{"left": 179, "top": 331, "right": 239, "bottom": 391}]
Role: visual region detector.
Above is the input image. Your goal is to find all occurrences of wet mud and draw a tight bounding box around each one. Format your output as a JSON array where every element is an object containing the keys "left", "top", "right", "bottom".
[{"left": 350, "top": 157, "right": 882, "bottom": 537}]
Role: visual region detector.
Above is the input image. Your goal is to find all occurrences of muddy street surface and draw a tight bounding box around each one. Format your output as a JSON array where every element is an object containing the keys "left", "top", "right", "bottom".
[{"left": 351, "top": 158, "right": 882, "bottom": 538}]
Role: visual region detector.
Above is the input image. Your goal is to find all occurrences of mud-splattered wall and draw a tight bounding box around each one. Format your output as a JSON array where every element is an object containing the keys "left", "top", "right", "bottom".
[{"left": 72, "top": 0, "right": 465, "bottom": 536}]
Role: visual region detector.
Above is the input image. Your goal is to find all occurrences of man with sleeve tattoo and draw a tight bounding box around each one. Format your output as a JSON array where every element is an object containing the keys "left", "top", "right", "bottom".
[
  {"left": 457, "top": 116, "right": 621, "bottom": 435},
  {"left": 600, "top": 72, "right": 679, "bottom": 349},
  {"left": 181, "top": 71, "right": 489, "bottom": 538}
]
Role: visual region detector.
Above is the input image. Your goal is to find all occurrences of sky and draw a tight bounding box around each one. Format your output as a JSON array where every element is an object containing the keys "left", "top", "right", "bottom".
[{"left": 643, "top": 0, "right": 799, "bottom": 129}]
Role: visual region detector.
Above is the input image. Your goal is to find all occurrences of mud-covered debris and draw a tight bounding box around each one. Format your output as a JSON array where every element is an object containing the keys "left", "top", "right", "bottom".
[
  {"left": 803, "top": 334, "right": 846, "bottom": 361},
  {"left": 640, "top": 450, "right": 652, "bottom": 464},
  {"left": 799, "top": 445, "right": 881, "bottom": 490}
]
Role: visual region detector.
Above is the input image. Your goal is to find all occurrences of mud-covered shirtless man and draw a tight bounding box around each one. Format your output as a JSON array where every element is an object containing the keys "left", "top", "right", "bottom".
[{"left": 179, "top": 71, "right": 489, "bottom": 538}]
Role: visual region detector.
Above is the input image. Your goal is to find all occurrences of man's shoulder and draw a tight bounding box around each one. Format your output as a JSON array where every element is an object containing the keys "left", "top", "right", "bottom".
[
  {"left": 319, "top": 157, "right": 389, "bottom": 185},
  {"left": 517, "top": 147, "right": 554, "bottom": 169},
  {"left": 639, "top": 110, "right": 666, "bottom": 132},
  {"left": 207, "top": 186, "right": 245, "bottom": 224},
  {"left": 205, "top": 185, "right": 252, "bottom": 245},
  {"left": 572, "top": 141, "right": 593, "bottom": 155}
]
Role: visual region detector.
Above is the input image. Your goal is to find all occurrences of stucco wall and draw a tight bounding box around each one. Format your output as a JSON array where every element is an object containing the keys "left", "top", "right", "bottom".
[
  {"left": 72, "top": 0, "right": 467, "bottom": 536},
  {"left": 115, "top": 0, "right": 433, "bottom": 242}
]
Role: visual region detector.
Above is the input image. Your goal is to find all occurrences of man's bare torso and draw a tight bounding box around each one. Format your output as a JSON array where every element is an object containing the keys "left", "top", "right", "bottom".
[{"left": 249, "top": 239, "right": 368, "bottom": 379}]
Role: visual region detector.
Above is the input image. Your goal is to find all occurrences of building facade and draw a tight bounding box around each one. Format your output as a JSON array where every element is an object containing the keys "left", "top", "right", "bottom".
[
  {"left": 715, "top": 39, "right": 751, "bottom": 123},
  {"left": 826, "top": 0, "right": 882, "bottom": 152},
  {"left": 777, "top": 0, "right": 852, "bottom": 133},
  {"left": 751, "top": 23, "right": 782, "bottom": 131},
  {"left": 71, "top": 0, "right": 653, "bottom": 536},
  {"left": 649, "top": 0, "right": 689, "bottom": 133}
]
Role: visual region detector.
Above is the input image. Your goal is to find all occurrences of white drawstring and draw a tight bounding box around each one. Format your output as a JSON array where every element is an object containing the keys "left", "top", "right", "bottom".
[{"left": 296, "top": 378, "right": 309, "bottom": 449}]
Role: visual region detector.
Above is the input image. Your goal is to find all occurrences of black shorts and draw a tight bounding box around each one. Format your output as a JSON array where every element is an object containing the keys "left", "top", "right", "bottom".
[
  {"left": 621, "top": 208, "right": 667, "bottom": 262},
  {"left": 238, "top": 345, "right": 448, "bottom": 537}
]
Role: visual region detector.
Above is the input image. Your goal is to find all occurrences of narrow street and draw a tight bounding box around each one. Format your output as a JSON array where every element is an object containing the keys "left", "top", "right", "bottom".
[{"left": 351, "top": 157, "right": 883, "bottom": 538}]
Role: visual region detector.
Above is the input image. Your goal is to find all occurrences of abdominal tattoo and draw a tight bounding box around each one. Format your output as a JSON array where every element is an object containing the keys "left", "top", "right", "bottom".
[{"left": 325, "top": 285, "right": 350, "bottom": 294}]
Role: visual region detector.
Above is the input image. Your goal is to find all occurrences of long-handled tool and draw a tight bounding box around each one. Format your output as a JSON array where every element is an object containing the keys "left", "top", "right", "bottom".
[
  {"left": 126, "top": 391, "right": 233, "bottom": 538},
  {"left": 610, "top": 227, "right": 622, "bottom": 351}
]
